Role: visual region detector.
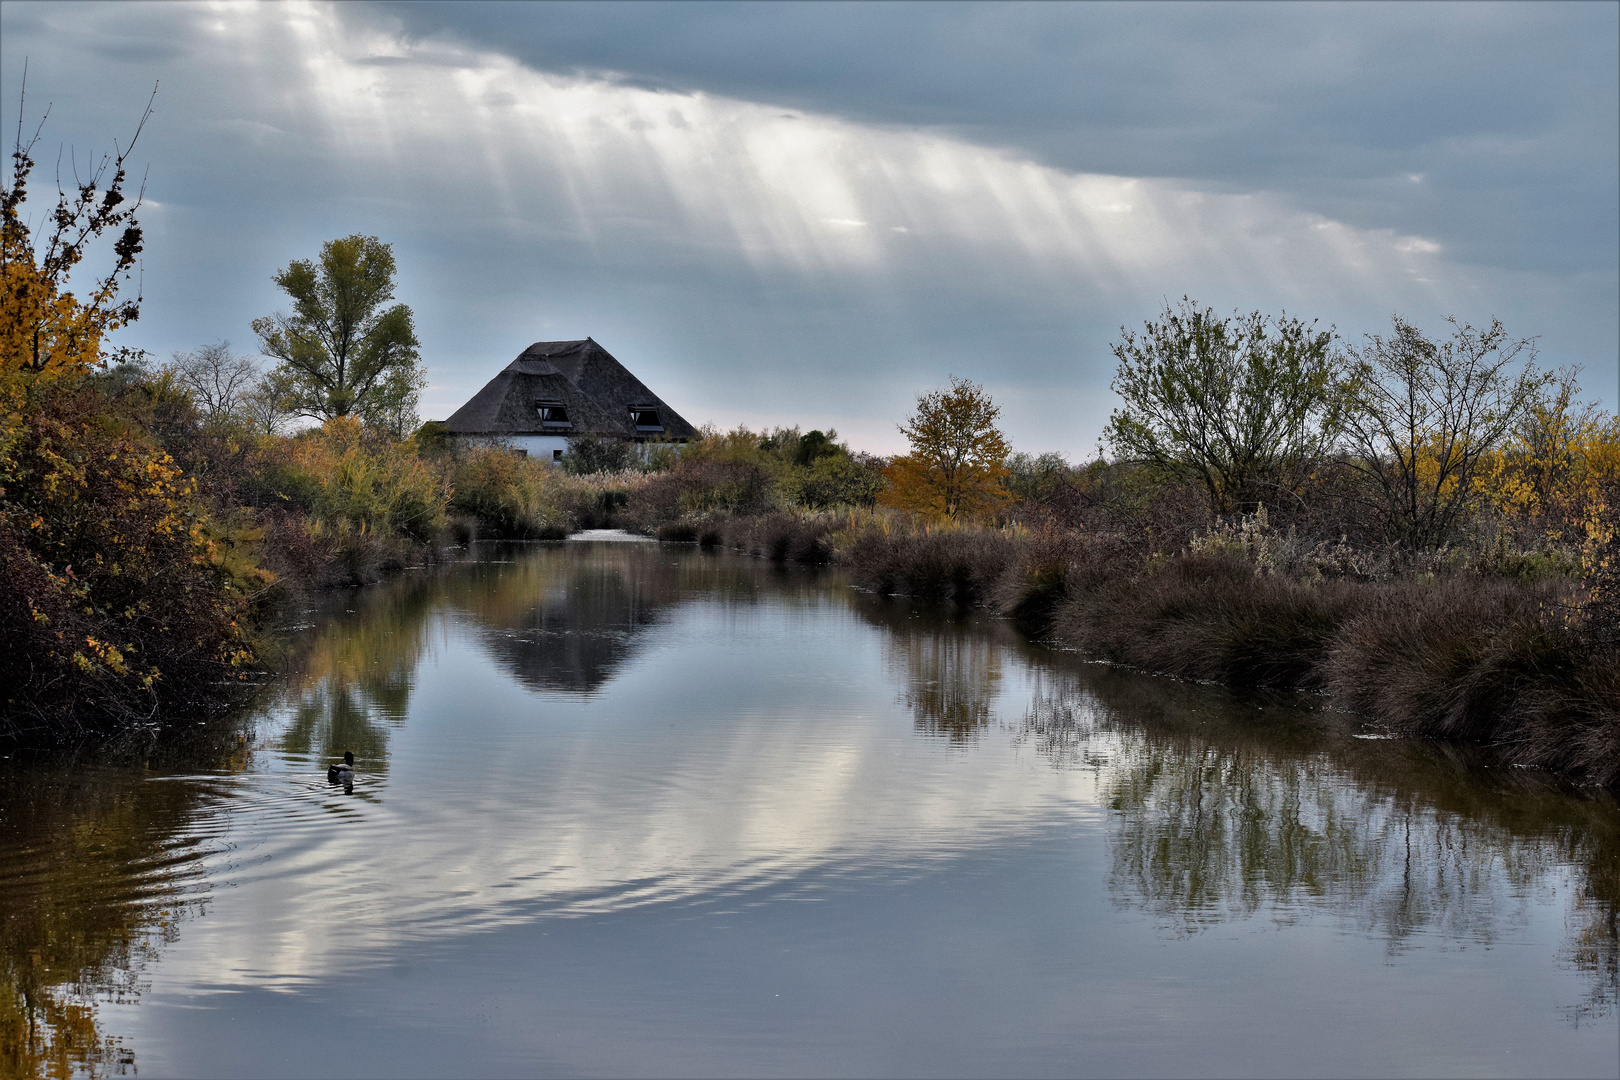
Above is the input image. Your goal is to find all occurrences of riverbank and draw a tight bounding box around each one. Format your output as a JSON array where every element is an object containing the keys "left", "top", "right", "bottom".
[{"left": 663, "top": 508, "right": 1620, "bottom": 789}]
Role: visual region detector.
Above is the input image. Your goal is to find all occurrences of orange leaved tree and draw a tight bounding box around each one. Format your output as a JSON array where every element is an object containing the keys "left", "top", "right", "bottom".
[{"left": 881, "top": 377, "right": 1011, "bottom": 523}]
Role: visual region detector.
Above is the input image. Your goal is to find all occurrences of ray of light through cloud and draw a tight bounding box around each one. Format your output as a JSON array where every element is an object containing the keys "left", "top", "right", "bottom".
[{"left": 1, "top": 0, "right": 1613, "bottom": 455}]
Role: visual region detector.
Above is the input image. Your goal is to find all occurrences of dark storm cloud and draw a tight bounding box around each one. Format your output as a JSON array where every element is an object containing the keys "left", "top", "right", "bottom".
[{"left": 365, "top": 1, "right": 1618, "bottom": 275}]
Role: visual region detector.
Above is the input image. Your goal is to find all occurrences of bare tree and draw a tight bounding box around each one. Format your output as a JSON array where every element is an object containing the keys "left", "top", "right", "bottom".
[
  {"left": 167, "top": 340, "right": 258, "bottom": 428},
  {"left": 1104, "top": 298, "right": 1340, "bottom": 514},
  {"left": 1338, "top": 316, "right": 1546, "bottom": 548},
  {"left": 238, "top": 367, "right": 297, "bottom": 437}
]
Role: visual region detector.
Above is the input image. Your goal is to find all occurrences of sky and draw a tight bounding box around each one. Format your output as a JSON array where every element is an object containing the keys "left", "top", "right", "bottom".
[{"left": 2, "top": 0, "right": 1615, "bottom": 456}]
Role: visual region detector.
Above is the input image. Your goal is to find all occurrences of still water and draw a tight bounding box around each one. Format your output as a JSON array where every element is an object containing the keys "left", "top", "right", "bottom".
[{"left": 3, "top": 540, "right": 1617, "bottom": 1078}]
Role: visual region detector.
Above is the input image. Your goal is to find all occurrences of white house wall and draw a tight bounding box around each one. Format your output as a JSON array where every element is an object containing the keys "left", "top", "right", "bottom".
[{"left": 463, "top": 434, "right": 573, "bottom": 462}]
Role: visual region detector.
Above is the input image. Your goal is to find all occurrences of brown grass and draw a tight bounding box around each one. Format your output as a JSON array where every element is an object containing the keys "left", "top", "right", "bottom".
[{"left": 834, "top": 514, "right": 1024, "bottom": 603}]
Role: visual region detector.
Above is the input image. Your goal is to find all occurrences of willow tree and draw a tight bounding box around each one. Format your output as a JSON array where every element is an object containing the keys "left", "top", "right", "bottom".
[
  {"left": 252, "top": 234, "right": 424, "bottom": 434},
  {"left": 881, "top": 376, "right": 1010, "bottom": 522},
  {"left": 1104, "top": 298, "right": 1339, "bottom": 514}
]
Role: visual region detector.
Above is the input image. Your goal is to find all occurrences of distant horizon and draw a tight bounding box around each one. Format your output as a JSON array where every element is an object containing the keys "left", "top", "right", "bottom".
[{"left": 4, "top": 0, "right": 1615, "bottom": 457}]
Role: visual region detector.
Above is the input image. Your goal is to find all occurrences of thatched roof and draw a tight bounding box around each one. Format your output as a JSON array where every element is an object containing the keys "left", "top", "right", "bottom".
[{"left": 443, "top": 339, "right": 697, "bottom": 441}]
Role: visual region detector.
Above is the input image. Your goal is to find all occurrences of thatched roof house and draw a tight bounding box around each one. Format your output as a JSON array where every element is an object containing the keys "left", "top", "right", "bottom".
[{"left": 444, "top": 338, "right": 697, "bottom": 461}]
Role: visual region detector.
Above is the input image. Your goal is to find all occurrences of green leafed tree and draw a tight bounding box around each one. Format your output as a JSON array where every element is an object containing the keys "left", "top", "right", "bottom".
[
  {"left": 1104, "top": 298, "right": 1339, "bottom": 514},
  {"left": 251, "top": 234, "right": 424, "bottom": 434}
]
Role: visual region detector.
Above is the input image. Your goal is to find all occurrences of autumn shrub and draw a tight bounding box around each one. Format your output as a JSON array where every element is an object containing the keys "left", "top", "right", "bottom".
[
  {"left": 448, "top": 444, "right": 572, "bottom": 538},
  {"left": 621, "top": 450, "right": 777, "bottom": 535},
  {"left": 286, "top": 418, "right": 447, "bottom": 541},
  {"left": 547, "top": 469, "right": 649, "bottom": 529},
  {"left": 0, "top": 384, "right": 254, "bottom": 742}
]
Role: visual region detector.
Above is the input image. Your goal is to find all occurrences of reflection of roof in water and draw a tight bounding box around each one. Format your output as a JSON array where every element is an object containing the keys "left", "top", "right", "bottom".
[{"left": 468, "top": 560, "right": 674, "bottom": 694}]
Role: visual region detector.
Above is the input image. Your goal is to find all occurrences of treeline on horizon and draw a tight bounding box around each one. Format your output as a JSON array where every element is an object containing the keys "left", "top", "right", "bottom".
[{"left": 2, "top": 100, "right": 1617, "bottom": 786}]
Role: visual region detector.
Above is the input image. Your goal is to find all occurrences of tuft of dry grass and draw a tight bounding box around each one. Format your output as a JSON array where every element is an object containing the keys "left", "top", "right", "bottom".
[
  {"left": 833, "top": 511, "right": 1025, "bottom": 603},
  {"left": 1052, "top": 553, "right": 1360, "bottom": 689},
  {"left": 1324, "top": 580, "right": 1620, "bottom": 786},
  {"left": 710, "top": 511, "right": 837, "bottom": 563}
]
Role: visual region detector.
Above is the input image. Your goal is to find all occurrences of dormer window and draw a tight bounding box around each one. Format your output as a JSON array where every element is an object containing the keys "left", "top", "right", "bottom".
[
  {"left": 630, "top": 407, "right": 663, "bottom": 432},
  {"left": 537, "top": 401, "right": 571, "bottom": 428}
]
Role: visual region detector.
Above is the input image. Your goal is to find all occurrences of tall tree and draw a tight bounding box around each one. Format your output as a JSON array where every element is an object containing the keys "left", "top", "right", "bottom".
[
  {"left": 1104, "top": 298, "right": 1339, "bottom": 514},
  {"left": 251, "top": 234, "right": 423, "bottom": 431},
  {"left": 1339, "top": 316, "right": 1545, "bottom": 548},
  {"left": 881, "top": 376, "right": 1010, "bottom": 522}
]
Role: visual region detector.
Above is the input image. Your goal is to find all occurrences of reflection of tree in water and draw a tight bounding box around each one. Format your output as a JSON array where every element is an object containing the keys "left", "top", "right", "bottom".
[
  {"left": 896, "top": 632, "right": 1002, "bottom": 742},
  {"left": 0, "top": 545, "right": 829, "bottom": 1074},
  {"left": 271, "top": 575, "right": 441, "bottom": 767},
  {"left": 1014, "top": 667, "right": 1620, "bottom": 1018},
  {"left": 860, "top": 597, "right": 1007, "bottom": 742},
  {"left": 0, "top": 750, "right": 246, "bottom": 1076}
]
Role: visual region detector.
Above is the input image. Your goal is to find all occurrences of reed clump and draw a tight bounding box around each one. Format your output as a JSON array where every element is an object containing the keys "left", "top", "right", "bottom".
[
  {"left": 832, "top": 510, "right": 1025, "bottom": 603},
  {"left": 1324, "top": 580, "right": 1620, "bottom": 787}
]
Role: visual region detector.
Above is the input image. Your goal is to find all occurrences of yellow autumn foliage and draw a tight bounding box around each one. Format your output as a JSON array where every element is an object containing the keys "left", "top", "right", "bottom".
[{"left": 1481, "top": 373, "right": 1620, "bottom": 539}]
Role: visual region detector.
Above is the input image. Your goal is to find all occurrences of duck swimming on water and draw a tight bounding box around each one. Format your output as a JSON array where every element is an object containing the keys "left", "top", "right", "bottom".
[{"left": 327, "top": 751, "right": 355, "bottom": 784}]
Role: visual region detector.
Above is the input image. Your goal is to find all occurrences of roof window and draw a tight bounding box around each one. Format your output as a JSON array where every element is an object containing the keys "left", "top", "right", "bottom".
[
  {"left": 630, "top": 407, "right": 663, "bottom": 432},
  {"left": 537, "top": 401, "right": 571, "bottom": 428}
]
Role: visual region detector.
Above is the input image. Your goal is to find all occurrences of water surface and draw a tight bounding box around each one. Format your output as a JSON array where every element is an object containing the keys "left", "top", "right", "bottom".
[{"left": 4, "top": 542, "right": 1617, "bottom": 1077}]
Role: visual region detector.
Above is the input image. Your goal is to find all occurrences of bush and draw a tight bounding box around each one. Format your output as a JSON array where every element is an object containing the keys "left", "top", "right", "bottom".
[
  {"left": 0, "top": 384, "right": 253, "bottom": 742},
  {"left": 562, "top": 433, "right": 640, "bottom": 475},
  {"left": 448, "top": 445, "right": 573, "bottom": 538},
  {"left": 710, "top": 510, "right": 837, "bottom": 563},
  {"left": 1324, "top": 578, "right": 1620, "bottom": 786},
  {"left": 781, "top": 453, "right": 885, "bottom": 509},
  {"left": 1053, "top": 552, "right": 1359, "bottom": 688},
  {"left": 834, "top": 512, "right": 1024, "bottom": 603}
]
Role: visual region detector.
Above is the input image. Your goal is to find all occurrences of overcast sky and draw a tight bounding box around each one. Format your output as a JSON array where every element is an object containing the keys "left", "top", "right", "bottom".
[{"left": 3, "top": 1, "right": 1615, "bottom": 455}]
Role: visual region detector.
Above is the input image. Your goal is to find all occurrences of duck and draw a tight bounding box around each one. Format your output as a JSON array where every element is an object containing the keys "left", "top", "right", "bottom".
[{"left": 327, "top": 750, "right": 355, "bottom": 784}]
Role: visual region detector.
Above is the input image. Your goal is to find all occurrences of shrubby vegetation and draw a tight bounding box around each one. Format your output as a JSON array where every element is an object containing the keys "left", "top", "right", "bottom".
[{"left": 617, "top": 424, "right": 883, "bottom": 540}]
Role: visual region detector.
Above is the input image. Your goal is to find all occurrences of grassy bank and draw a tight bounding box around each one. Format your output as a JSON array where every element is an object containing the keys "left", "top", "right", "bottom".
[{"left": 822, "top": 510, "right": 1620, "bottom": 788}]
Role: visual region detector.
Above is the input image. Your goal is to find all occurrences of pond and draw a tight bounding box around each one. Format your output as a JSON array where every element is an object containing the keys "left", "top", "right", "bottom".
[{"left": 3, "top": 540, "right": 1617, "bottom": 1078}]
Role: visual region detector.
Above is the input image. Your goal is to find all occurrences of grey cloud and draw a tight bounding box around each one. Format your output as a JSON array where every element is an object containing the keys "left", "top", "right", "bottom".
[{"left": 360, "top": 1, "right": 1618, "bottom": 275}]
